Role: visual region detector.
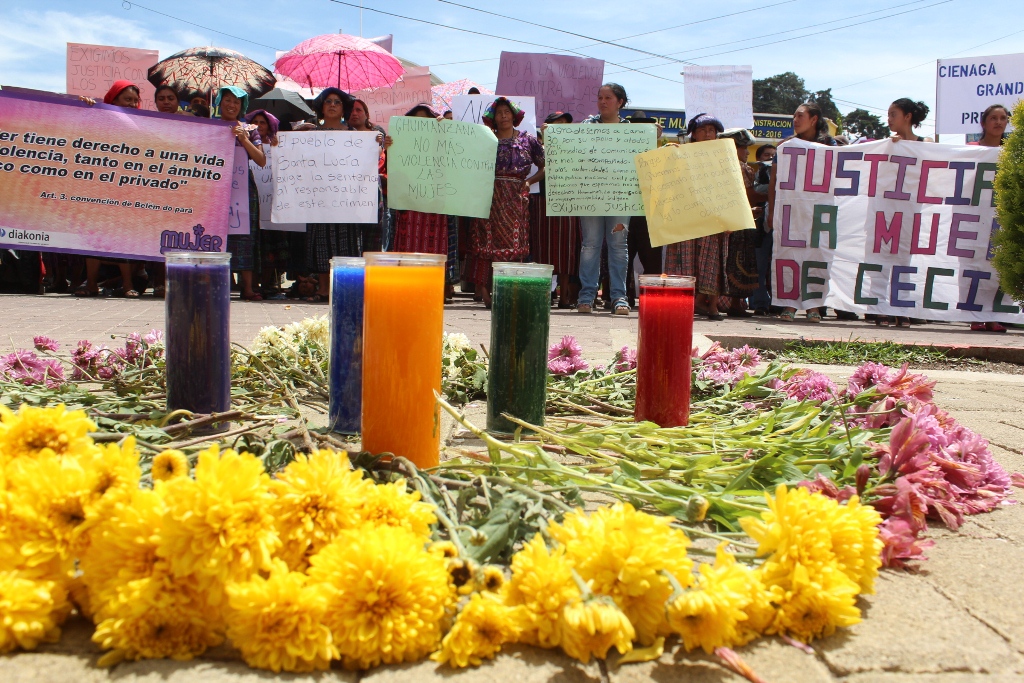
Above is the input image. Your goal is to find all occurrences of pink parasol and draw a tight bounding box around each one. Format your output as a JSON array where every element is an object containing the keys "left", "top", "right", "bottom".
[
  {"left": 431, "top": 79, "right": 493, "bottom": 113},
  {"left": 275, "top": 34, "right": 404, "bottom": 93}
]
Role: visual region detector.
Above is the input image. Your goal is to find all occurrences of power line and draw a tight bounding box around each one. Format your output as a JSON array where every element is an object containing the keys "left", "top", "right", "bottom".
[
  {"left": 436, "top": 0, "right": 699, "bottom": 65},
  {"left": 612, "top": 0, "right": 936, "bottom": 68},
  {"left": 326, "top": 0, "right": 688, "bottom": 83},
  {"left": 120, "top": 1, "right": 285, "bottom": 52}
]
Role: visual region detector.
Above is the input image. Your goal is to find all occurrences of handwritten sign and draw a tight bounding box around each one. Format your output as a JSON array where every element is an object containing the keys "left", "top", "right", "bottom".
[
  {"left": 495, "top": 52, "right": 604, "bottom": 126},
  {"left": 451, "top": 94, "right": 539, "bottom": 194},
  {"left": 771, "top": 138, "right": 1024, "bottom": 323},
  {"left": 251, "top": 147, "right": 304, "bottom": 232},
  {"left": 683, "top": 65, "right": 753, "bottom": 130},
  {"left": 66, "top": 43, "right": 159, "bottom": 112},
  {"left": 543, "top": 124, "right": 656, "bottom": 216},
  {"left": 228, "top": 146, "right": 250, "bottom": 235},
  {"left": 386, "top": 116, "right": 497, "bottom": 219},
  {"left": 636, "top": 140, "right": 754, "bottom": 247},
  {"left": 353, "top": 66, "right": 433, "bottom": 133},
  {"left": 271, "top": 131, "right": 380, "bottom": 224},
  {"left": 0, "top": 90, "right": 234, "bottom": 260}
]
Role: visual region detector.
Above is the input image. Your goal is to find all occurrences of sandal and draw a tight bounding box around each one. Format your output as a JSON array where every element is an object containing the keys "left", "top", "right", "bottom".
[
  {"left": 778, "top": 309, "right": 796, "bottom": 322},
  {"left": 303, "top": 293, "right": 326, "bottom": 303},
  {"left": 614, "top": 303, "right": 630, "bottom": 316},
  {"left": 876, "top": 317, "right": 891, "bottom": 327},
  {"left": 806, "top": 309, "right": 822, "bottom": 323},
  {"left": 707, "top": 311, "right": 724, "bottom": 321},
  {"left": 152, "top": 286, "right": 166, "bottom": 299},
  {"left": 74, "top": 287, "right": 100, "bottom": 298},
  {"left": 894, "top": 317, "right": 910, "bottom": 328},
  {"left": 124, "top": 289, "right": 140, "bottom": 298},
  {"left": 241, "top": 292, "right": 264, "bottom": 302}
]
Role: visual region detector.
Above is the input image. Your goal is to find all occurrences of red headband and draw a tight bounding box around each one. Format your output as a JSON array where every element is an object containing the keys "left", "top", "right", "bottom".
[{"left": 103, "top": 80, "right": 141, "bottom": 108}]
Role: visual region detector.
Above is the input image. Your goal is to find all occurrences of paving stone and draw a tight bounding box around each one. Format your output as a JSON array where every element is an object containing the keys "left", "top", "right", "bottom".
[
  {"left": 841, "top": 674, "right": 1024, "bottom": 683},
  {"left": 360, "top": 645, "right": 601, "bottom": 683},
  {"left": 816, "top": 572, "right": 1021, "bottom": 676}
]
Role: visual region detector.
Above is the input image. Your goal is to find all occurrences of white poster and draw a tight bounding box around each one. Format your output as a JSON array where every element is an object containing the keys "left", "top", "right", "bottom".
[
  {"left": 683, "top": 65, "right": 754, "bottom": 130},
  {"left": 271, "top": 131, "right": 380, "bottom": 224},
  {"left": 228, "top": 146, "right": 250, "bottom": 235},
  {"left": 771, "top": 138, "right": 1024, "bottom": 323},
  {"left": 936, "top": 53, "right": 1024, "bottom": 134},
  {"left": 252, "top": 146, "right": 305, "bottom": 232},
  {"left": 451, "top": 94, "right": 539, "bottom": 194}
]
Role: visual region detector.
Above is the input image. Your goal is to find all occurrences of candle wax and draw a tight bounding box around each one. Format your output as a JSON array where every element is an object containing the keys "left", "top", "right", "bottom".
[{"left": 635, "top": 284, "right": 694, "bottom": 427}]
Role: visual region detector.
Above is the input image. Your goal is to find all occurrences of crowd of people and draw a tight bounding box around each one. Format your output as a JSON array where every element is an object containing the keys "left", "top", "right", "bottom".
[{"left": 2, "top": 77, "right": 1013, "bottom": 333}]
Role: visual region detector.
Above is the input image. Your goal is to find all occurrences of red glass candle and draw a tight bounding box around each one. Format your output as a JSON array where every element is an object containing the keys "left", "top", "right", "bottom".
[{"left": 636, "top": 275, "right": 695, "bottom": 427}]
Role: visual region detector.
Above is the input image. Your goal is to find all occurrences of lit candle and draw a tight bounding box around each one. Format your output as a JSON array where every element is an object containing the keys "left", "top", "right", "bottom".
[
  {"left": 361, "top": 253, "right": 446, "bottom": 467},
  {"left": 636, "top": 275, "right": 695, "bottom": 427},
  {"left": 328, "top": 257, "right": 365, "bottom": 434},
  {"left": 165, "top": 252, "right": 232, "bottom": 432},
  {"left": 487, "top": 262, "right": 553, "bottom": 434}
]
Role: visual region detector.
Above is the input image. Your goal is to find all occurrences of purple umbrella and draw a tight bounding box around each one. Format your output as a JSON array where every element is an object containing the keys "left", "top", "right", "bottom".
[{"left": 275, "top": 34, "right": 404, "bottom": 93}]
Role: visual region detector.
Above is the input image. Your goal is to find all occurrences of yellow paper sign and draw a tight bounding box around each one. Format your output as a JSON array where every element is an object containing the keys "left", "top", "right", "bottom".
[{"left": 635, "top": 139, "right": 755, "bottom": 248}]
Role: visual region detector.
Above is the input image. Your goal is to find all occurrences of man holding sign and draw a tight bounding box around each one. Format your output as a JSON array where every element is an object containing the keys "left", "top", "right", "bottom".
[{"left": 546, "top": 83, "right": 655, "bottom": 315}]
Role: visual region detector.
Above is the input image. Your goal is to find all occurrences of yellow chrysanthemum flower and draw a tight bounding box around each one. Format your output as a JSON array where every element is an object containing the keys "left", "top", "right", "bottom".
[
  {"left": 307, "top": 526, "right": 453, "bottom": 670},
  {"left": 430, "top": 540, "right": 459, "bottom": 559},
  {"left": 0, "top": 570, "right": 70, "bottom": 653},
  {"left": 547, "top": 503, "right": 693, "bottom": 645},
  {"left": 736, "top": 566, "right": 776, "bottom": 645},
  {"left": 480, "top": 565, "right": 505, "bottom": 593},
  {"left": 356, "top": 478, "right": 437, "bottom": 538},
  {"left": 666, "top": 544, "right": 756, "bottom": 654},
  {"left": 157, "top": 445, "right": 279, "bottom": 597},
  {"left": 268, "top": 449, "right": 370, "bottom": 569},
  {"left": 0, "top": 404, "right": 96, "bottom": 468},
  {"left": 80, "top": 489, "right": 166, "bottom": 608},
  {"left": 768, "top": 563, "right": 861, "bottom": 643},
  {"left": 558, "top": 596, "right": 635, "bottom": 663},
  {"left": 431, "top": 592, "right": 521, "bottom": 668},
  {"left": 449, "top": 557, "right": 480, "bottom": 596},
  {"left": 225, "top": 561, "right": 337, "bottom": 673},
  {"left": 79, "top": 438, "right": 142, "bottom": 516},
  {"left": 825, "top": 495, "right": 883, "bottom": 594},
  {"left": 502, "top": 535, "right": 581, "bottom": 649},
  {"left": 151, "top": 449, "right": 189, "bottom": 483},
  {"left": 92, "top": 569, "right": 224, "bottom": 667}
]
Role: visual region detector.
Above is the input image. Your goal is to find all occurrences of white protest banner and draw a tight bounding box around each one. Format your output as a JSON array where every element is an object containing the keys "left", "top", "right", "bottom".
[
  {"left": 936, "top": 53, "right": 1024, "bottom": 134},
  {"left": 683, "top": 65, "right": 753, "bottom": 130},
  {"left": 771, "top": 138, "right": 1024, "bottom": 323},
  {"left": 271, "top": 131, "right": 380, "bottom": 224},
  {"left": 451, "top": 94, "right": 539, "bottom": 193},
  {"left": 251, "top": 147, "right": 304, "bottom": 232},
  {"left": 386, "top": 116, "right": 497, "bottom": 219},
  {"left": 66, "top": 43, "right": 160, "bottom": 112},
  {"left": 353, "top": 66, "right": 433, "bottom": 133},
  {"left": 228, "top": 146, "right": 250, "bottom": 235},
  {"left": 496, "top": 52, "right": 604, "bottom": 126},
  {"left": 544, "top": 124, "right": 657, "bottom": 216}
]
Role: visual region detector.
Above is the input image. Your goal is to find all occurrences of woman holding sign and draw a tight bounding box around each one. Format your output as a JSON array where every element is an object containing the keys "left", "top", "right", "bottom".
[
  {"left": 577, "top": 84, "right": 632, "bottom": 316},
  {"left": 215, "top": 86, "right": 266, "bottom": 301},
  {"left": 346, "top": 99, "right": 389, "bottom": 253},
  {"left": 468, "top": 98, "right": 545, "bottom": 308}
]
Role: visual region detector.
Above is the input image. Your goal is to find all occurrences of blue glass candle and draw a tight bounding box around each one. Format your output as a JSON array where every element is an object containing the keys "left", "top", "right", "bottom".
[
  {"left": 165, "top": 252, "right": 232, "bottom": 432},
  {"left": 329, "top": 256, "right": 365, "bottom": 433}
]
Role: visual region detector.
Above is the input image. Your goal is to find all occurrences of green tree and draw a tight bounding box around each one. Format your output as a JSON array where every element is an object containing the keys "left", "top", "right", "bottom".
[
  {"left": 844, "top": 108, "right": 890, "bottom": 139},
  {"left": 753, "top": 72, "right": 806, "bottom": 114},
  {"left": 807, "top": 88, "right": 841, "bottom": 124},
  {"left": 993, "top": 102, "right": 1024, "bottom": 303}
]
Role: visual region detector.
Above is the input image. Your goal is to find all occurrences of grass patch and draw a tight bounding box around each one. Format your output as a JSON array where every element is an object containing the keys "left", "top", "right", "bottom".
[{"left": 774, "top": 339, "right": 983, "bottom": 367}]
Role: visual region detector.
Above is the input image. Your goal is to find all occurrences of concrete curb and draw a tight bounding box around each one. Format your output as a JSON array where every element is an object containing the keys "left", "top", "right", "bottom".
[{"left": 706, "top": 333, "right": 1024, "bottom": 365}]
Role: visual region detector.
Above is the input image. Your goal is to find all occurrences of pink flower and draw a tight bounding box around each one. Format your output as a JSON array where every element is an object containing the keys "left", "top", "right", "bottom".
[
  {"left": 847, "top": 362, "right": 934, "bottom": 406},
  {"left": 612, "top": 346, "right": 637, "bottom": 372},
  {"left": 694, "top": 342, "right": 760, "bottom": 387},
  {"left": 143, "top": 329, "right": 164, "bottom": 346},
  {"left": 548, "top": 335, "right": 583, "bottom": 361},
  {"left": 878, "top": 413, "right": 933, "bottom": 477},
  {"left": 0, "top": 350, "right": 65, "bottom": 388},
  {"left": 797, "top": 474, "right": 856, "bottom": 502},
  {"left": 32, "top": 335, "right": 60, "bottom": 352},
  {"left": 547, "top": 355, "right": 589, "bottom": 376},
  {"left": 771, "top": 369, "right": 837, "bottom": 403},
  {"left": 878, "top": 517, "right": 934, "bottom": 569}
]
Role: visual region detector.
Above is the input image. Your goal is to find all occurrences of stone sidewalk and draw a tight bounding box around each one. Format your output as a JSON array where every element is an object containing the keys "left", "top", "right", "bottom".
[{"left": 1, "top": 293, "right": 1024, "bottom": 682}]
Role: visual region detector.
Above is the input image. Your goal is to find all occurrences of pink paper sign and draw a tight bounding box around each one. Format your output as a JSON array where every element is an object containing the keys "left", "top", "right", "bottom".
[
  {"left": 66, "top": 43, "right": 160, "bottom": 112},
  {"left": 496, "top": 52, "right": 604, "bottom": 125},
  {"left": 0, "top": 90, "right": 235, "bottom": 261},
  {"left": 353, "top": 66, "right": 433, "bottom": 132}
]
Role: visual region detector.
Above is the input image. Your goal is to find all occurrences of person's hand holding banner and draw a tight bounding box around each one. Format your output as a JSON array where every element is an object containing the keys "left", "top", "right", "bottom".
[{"left": 636, "top": 139, "right": 755, "bottom": 247}]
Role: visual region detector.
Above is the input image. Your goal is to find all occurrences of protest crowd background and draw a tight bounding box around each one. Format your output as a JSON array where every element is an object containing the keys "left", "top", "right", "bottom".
[{"left": 2, "top": 28, "right": 1023, "bottom": 333}]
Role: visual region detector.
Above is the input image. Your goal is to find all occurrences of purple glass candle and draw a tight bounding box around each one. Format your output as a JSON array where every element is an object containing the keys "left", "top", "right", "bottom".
[
  {"left": 329, "top": 256, "right": 365, "bottom": 434},
  {"left": 165, "top": 252, "right": 232, "bottom": 431}
]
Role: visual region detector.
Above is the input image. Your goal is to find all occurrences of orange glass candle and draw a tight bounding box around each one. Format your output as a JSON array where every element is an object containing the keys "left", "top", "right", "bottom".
[{"left": 361, "top": 252, "right": 446, "bottom": 467}]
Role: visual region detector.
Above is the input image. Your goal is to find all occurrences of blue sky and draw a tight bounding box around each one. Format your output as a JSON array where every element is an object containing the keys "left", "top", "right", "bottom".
[{"left": 4, "top": 0, "right": 1024, "bottom": 137}]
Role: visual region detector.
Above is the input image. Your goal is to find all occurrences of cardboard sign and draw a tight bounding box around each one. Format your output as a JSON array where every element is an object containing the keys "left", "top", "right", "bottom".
[
  {"left": 352, "top": 66, "right": 433, "bottom": 133},
  {"left": 451, "top": 94, "right": 539, "bottom": 194},
  {"left": 496, "top": 52, "right": 604, "bottom": 125},
  {"left": 683, "top": 65, "right": 754, "bottom": 130},
  {"left": 66, "top": 43, "right": 159, "bottom": 112},
  {"left": 936, "top": 53, "right": 1024, "bottom": 134},
  {"left": 251, "top": 146, "right": 305, "bottom": 232}
]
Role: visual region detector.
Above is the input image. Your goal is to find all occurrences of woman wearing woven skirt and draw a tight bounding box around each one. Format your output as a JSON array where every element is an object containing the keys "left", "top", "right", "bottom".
[{"left": 469, "top": 98, "right": 545, "bottom": 308}]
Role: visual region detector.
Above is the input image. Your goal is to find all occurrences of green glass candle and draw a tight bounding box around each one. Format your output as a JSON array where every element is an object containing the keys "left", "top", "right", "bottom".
[{"left": 487, "top": 262, "right": 554, "bottom": 434}]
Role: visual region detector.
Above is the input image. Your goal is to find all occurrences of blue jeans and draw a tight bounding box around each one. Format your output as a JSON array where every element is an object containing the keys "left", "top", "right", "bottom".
[
  {"left": 578, "top": 216, "right": 630, "bottom": 307},
  {"left": 750, "top": 233, "right": 772, "bottom": 311}
]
